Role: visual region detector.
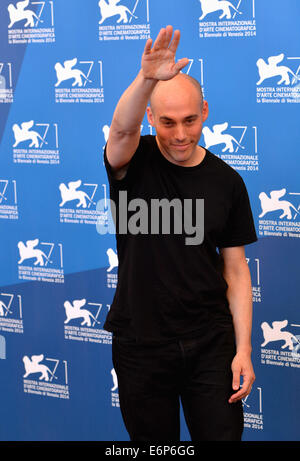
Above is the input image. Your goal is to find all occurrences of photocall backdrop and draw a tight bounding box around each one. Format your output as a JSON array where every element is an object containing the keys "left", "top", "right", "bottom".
[{"left": 0, "top": 0, "right": 299, "bottom": 441}]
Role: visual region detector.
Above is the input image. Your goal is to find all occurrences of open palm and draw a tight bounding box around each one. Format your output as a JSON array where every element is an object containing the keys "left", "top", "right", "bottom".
[{"left": 141, "top": 26, "right": 189, "bottom": 81}]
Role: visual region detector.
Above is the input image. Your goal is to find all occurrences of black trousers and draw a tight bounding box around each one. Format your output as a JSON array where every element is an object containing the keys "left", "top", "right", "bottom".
[{"left": 112, "top": 323, "right": 244, "bottom": 441}]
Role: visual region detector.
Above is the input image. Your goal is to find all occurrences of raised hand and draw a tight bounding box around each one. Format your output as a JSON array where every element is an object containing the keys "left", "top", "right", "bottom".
[{"left": 141, "top": 25, "right": 189, "bottom": 81}]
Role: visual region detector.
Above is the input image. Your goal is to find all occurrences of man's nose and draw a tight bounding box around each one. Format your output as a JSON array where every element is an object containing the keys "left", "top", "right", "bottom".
[{"left": 174, "top": 124, "right": 186, "bottom": 141}]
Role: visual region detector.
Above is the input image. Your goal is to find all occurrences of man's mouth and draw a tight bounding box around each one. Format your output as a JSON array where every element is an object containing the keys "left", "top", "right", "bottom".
[{"left": 171, "top": 143, "right": 190, "bottom": 150}]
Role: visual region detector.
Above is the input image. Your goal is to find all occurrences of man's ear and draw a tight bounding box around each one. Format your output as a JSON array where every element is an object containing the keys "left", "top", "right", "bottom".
[
  {"left": 146, "top": 106, "right": 155, "bottom": 126},
  {"left": 202, "top": 100, "right": 209, "bottom": 123}
]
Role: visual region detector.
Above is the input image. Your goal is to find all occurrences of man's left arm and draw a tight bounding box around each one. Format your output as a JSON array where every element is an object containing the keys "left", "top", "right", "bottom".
[{"left": 219, "top": 245, "right": 256, "bottom": 404}]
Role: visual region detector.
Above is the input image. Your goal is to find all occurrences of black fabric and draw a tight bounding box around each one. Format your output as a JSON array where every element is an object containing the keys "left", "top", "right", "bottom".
[
  {"left": 103, "top": 135, "right": 257, "bottom": 344},
  {"left": 112, "top": 324, "right": 244, "bottom": 441}
]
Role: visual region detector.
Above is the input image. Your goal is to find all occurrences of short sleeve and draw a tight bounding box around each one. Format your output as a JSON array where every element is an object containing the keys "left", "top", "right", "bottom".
[
  {"left": 218, "top": 175, "right": 258, "bottom": 248},
  {"left": 103, "top": 137, "right": 144, "bottom": 190}
]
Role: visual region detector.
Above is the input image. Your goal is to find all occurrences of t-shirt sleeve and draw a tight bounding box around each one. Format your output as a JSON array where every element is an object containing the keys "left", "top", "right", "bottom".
[
  {"left": 103, "top": 136, "right": 144, "bottom": 190},
  {"left": 218, "top": 175, "right": 258, "bottom": 248}
]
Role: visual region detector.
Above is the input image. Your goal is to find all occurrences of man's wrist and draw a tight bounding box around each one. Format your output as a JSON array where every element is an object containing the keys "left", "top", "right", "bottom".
[
  {"left": 139, "top": 68, "right": 159, "bottom": 84},
  {"left": 235, "top": 345, "right": 252, "bottom": 355}
]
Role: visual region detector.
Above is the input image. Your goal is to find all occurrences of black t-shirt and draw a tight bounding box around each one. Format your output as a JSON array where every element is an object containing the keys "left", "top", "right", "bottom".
[{"left": 103, "top": 135, "right": 257, "bottom": 344}]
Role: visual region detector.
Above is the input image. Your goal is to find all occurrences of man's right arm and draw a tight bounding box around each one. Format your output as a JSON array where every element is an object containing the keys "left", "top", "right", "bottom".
[
  {"left": 106, "top": 26, "right": 189, "bottom": 179},
  {"left": 106, "top": 71, "right": 158, "bottom": 179}
]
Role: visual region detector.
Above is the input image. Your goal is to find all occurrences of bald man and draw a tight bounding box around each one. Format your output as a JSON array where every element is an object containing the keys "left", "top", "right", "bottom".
[{"left": 103, "top": 26, "right": 257, "bottom": 441}]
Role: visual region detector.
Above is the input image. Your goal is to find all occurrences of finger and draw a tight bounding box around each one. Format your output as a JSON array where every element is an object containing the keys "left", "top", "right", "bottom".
[
  {"left": 164, "top": 25, "right": 173, "bottom": 47},
  {"left": 174, "top": 58, "right": 189, "bottom": 73},
  {"left": 229, "top": 382, "right": 248, "bottom": 402},
  {"left": 143, "top": 38, "right": 153, "bottom": 55},
  {"left": 169, "top": 29, "right": 181, "bottom": 53},
  {"left": 240, "top": 373, "right": 254, "bottom": 392},
  {"left": 232, "top": 369, "right": 240, "bottom": 391},
  {"left": 229, "top": 377, "right": 253, "bottom": 403},
  {"left": 228, "top": 389, "right": 245, "bottom": 403},
  {"left": 152, "top": 28, "right": 166, "bottom": 51},
  {"left": 229, "top": 385, "right": 250, "bottom": 403}
]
